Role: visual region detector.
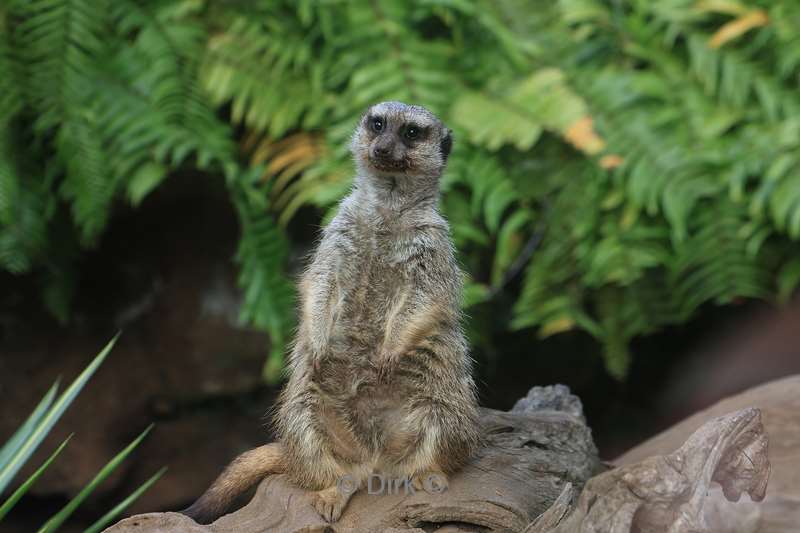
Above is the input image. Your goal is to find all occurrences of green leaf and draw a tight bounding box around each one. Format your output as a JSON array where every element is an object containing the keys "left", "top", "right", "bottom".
[
  {"left": 491, "top": 209, "right": 532, "bottom": 287},
  {"left": 83, "top": 467, "right": 167, "bottom": 533},
  {"left": 0, "top": 435, "right": 72, "bottom": 521},
  {"left": 38, "top": 424, "right": 154, "bottom": 533},
  {"left": 127, "top": 162, "right": 168, "bottom": 206},
  {"left": 0, "top": 382, "right": 58, "bottom": 469},
  {"left": 450, "top": 92, "right": 543, "bottom": 151},
  {"left": 462, "top": 279, "right": 490, "bottom": 308},
  {"left": 0, "top": 335, "right": 117, "bottom": 495},
  {"left": 778, "top": 257, "right": 800, "bottom": 304}
]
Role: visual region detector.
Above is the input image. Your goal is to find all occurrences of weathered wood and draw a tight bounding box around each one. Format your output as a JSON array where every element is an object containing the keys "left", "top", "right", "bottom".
[
  {"left": 616, "top": 375, "right": 800, "bottom": 533},
  {"left": 106, "top": 385, "right": 600, "bottom": 533},
  {"left": 527, "top": 408, "right": 770, "bottom": 533},
  {"left": 105, "top": 382, "right": 778, "bottom": 533}
]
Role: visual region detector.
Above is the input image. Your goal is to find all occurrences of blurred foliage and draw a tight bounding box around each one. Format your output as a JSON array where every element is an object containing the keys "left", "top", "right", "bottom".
[
  {"left": 2, "top": 0, "right": 800, "bottom": 378},
  {"left": 0, "top": 337, "right": 164, "bottom": 531}
]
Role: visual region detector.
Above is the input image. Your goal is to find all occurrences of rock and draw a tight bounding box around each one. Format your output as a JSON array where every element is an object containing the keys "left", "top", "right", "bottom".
[{"left": 511, "top": 384, "right": 586, "bottom": 423}]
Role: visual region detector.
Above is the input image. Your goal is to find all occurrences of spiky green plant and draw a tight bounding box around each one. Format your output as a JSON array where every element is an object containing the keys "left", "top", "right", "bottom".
[
  {"left": 2, "top": 0, "right": 799, "bottom": 378},
  {"left": 0, "top": 336, "right": 165, "bottom": 531}
]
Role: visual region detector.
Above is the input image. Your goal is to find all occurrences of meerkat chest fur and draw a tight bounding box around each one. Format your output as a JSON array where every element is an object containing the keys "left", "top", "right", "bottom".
[
  {"left": 305, "top": 104, "right": 464, "bottom": 392},
  {"left": 323, "top": 199, "right": 449, "bottom": 364},
  {"left": 368, "top": 204, "right": 444, "bottom": 267}
]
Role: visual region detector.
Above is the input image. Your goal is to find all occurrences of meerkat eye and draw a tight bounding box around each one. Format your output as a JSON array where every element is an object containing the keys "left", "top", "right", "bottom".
[
  {"left": 370, "top": 117, "right": 384, "bottom": 133},
  {"left": 404, "top": 126, "right": 419, "bottom": 140}
]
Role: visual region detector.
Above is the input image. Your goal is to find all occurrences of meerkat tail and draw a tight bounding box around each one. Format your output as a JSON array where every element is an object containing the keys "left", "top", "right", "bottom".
[{"left": 182, "top": 443, "right": 285, "bottom": 524}]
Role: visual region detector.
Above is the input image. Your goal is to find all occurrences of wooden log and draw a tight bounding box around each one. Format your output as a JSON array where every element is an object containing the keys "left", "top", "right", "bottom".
[
  {"left": 106, "top": 385, "right": 601, "bottom": 532},
  {"left": 616, "top": 375, "right": 800, "bottom": 533},
  {"left": 527, "top": 408, "right": 770, "bottom": 533},
  {"left": 105, "top": 383, "right": 775, "bottom": 533}
]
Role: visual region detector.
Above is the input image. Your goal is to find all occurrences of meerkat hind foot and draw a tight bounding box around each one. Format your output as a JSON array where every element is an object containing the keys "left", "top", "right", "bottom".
[
  {"left": 311, "top": 484, "right": 353, "bottom": 523},
  {"left": 411, "top": 469, "right": 449, "bottom": 493}
]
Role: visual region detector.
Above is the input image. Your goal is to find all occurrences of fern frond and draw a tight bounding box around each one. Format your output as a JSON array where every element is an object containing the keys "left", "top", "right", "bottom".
[
  {"left": 0, "top": 121, "right": 54, "bottom": 274},
  {"left": 5, "top": 0, "right": 800, "bottom": 381},
  {"left": 769, "top": 2, "right": 800, "bottom": 78},
  {"left": 230, "top": 169, "right": 296, "bottom": 381},
  {"left": 0, "top": 9, "right": 22, "bottom": 127},
  {"left": 670, "top": 197, "right": 775, "bottom": 315},
  {"left": 450, "top": 69, "right": 605, "bottom": 155},
  {"left": 201, "top": 15, "right": 322, "bottom": 136},
  {"left": 444, "top": 146, "right": 534, "bottom": 286},
  {"left": 57, "top": 110, "right": 115, "bottom": 244},
  {"left": 242, "top": 131, "right": 349, "bottom": 227},
  {"left": 0, "top": 11, "right": 23, "bottom": 229},
  {"left": 14, "top": 0, "right": 108, "bottom": 133},
  {"left": 109, "top": 0, "right": 237, "bottom": 174}
]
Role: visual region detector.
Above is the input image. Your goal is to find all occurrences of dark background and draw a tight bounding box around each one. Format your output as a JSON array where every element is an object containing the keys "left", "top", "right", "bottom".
[{"left": 2, "top": 173, "right": 799, "bottom": 532}]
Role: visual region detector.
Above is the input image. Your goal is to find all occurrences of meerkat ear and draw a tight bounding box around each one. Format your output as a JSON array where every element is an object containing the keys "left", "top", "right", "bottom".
[{"left": 440, "top": 129, "right": 453, "bottom": 162}]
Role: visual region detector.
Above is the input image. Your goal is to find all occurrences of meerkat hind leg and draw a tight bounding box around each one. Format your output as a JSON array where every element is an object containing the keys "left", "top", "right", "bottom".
[
  {"left": 411, "top": 468, "right": 449, "bottom": 493},
  {"left": 311, "top": 483, "right": 356, "bottom": 523}
]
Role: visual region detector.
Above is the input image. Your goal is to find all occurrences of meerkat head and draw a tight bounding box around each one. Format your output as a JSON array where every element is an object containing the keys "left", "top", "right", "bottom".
[{"left": 351, "top": 101, "right": 453, "bottom": 184}]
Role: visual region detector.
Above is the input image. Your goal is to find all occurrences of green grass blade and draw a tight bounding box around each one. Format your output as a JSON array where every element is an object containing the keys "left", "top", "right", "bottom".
[
  {"left": 37, "top": 424, "right": 153, "bottom": 533},
  {"left": 0, "top": 435, "right": 73, "bottom": 522},
  {"left": 0, "top": 335, "right": 118, "bottom": 495},
  {"left": 0, "top": 382, "right": 59, "bottom": 469},
  {"left": 83, "top": 467, "right": 166, "bottom": 533}
]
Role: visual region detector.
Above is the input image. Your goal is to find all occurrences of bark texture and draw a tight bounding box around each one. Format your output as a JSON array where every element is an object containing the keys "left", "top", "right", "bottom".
[
  {"left": 528, "top": 408, "right": 770, "bottom": 533},
  {"left": 617, "top": 375, "right": 800, "bottom": 533}
]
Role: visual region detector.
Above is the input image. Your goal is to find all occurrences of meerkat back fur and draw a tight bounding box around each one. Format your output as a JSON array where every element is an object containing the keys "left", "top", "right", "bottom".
[{"left": 184, "top": 101, "right": 481, "bottom": 524}]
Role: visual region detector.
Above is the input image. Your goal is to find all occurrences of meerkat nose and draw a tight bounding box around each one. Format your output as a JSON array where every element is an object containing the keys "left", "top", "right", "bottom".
[{"left": 372, "top": 141, "right": 394, "bottom": 158}]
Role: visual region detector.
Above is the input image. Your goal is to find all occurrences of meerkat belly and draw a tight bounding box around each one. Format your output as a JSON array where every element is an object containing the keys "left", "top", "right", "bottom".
[
  {"left": 313, "top": 376, "right": 420, "bottom": 458},
  {"left": 317, "top": 229, "right": 432, "bottom": 453},
  {"left": 328, "top": 252, "right": 409, "bottom": 360},
  {"left": 348, "top": 382, "right": 419, "bottom": 456}
]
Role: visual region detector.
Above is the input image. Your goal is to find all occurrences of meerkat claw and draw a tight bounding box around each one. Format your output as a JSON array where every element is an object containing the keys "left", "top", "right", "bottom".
[
  {"left": 411, "top": 470, "right": 449, "bottom": 493},
  {"left": 311, "top": 485, "right": 349, "bottom": 523}
]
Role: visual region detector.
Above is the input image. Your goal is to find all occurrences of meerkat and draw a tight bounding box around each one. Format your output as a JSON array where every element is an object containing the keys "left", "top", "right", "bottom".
[{"left": 183, "top": 101, "right": 481, "bottom": 524}]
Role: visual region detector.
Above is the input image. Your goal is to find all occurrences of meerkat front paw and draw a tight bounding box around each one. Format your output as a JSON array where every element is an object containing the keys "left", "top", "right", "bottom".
[
  {"left": 310, "top": 353, "right": 322, "bottom": 377},
  {"left": 311, "top": 485, "right": 352, "bottom": 522},
  {"left": 377, "top": 350, "right": 402, "bottom": 383},
  {"left": 309, "top": 345, "right": 329, "bottom": 379}
]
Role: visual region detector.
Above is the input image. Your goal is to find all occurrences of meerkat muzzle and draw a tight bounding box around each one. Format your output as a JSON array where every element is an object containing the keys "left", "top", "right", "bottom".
[{"left": 369, "top": 156, "right": 409, "bottom": 172}]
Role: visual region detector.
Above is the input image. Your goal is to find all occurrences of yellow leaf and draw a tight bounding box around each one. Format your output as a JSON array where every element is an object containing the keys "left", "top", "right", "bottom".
[
  {"left": 709, "top": 10, "right": 769, "bottom": 49},
  {"left": 267, "top": 135, "right": 321, "bottom": 176},
  {"left": 620, "top": 203, "right": 640, "bottom": 229},
  {"left": 540, "top": 317, "right": 575, "bottom": 337},
  {"left": 240, "top": 130, "right": 261, "bottom": 153},
  {"left": 694, "top": 0, "right": 751, "bottom": 17},
  {"left": 564, "top": 116, "right": 606, "bottom": 155},
  {"left": 599, "top": 154, "right": 624, "bottom": 169},
  {"left": 601, "top": 189, "right": 624, "bottom": 210},
  {"left": 241, "top": 131, "right": 324, "bottom": 188}
]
